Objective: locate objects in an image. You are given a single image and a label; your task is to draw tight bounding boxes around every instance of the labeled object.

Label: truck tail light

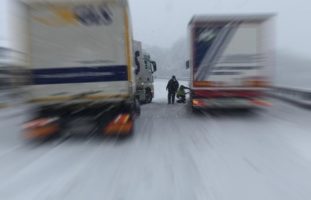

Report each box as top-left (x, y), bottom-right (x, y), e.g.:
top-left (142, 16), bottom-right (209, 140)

top-left (113, 114), bottom-right (130, 124)
top-left (104, 114), bottom-right (133, 135)
top-left (23, 118), bottom-right (59, 129)
top-left (192, 99), bottom-right (205, 107)
top-left (23, 118), bottom-right (59, 139)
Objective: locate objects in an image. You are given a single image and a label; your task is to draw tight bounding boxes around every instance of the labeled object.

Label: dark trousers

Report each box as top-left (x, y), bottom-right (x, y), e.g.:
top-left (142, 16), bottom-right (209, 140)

top-left (168, 92), bottom-right (176, 104)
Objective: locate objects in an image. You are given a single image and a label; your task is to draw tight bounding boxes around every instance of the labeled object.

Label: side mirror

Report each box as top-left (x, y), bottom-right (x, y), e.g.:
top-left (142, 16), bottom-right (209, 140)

top-left (186, 60), bottom-right (190, 69)
top-left (151, 61), bottom-right (157, 73)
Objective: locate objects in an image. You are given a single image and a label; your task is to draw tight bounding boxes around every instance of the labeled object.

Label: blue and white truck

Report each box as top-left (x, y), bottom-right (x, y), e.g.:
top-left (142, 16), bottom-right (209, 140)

top-left (22, 0), bottom-right (139, 139)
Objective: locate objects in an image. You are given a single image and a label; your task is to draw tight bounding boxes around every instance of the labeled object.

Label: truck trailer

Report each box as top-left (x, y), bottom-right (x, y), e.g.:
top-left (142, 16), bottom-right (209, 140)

top-left (133, 40), bottom-right (157, 103)
top-left (188, 14), bottom-right (275, 110)
top-left (0, 0), bottom-right (29, 107)
top-left (22, 0), bottom-right (139, 139)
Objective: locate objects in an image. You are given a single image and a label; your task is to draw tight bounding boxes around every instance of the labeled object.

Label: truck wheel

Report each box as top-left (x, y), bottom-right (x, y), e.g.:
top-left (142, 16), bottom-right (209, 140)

top-left (145, 90), bottom-right (153, 103)
top-left (134, 98), bottom-right (141, 117)
top-left (191, 106), bottom-right (201, 114)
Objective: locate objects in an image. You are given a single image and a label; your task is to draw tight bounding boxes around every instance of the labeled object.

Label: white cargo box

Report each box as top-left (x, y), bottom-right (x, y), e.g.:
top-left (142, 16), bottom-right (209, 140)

top-left (24, 0), bottom-right (134, 104)
top-left (189, 14), bottom-right (275, 89)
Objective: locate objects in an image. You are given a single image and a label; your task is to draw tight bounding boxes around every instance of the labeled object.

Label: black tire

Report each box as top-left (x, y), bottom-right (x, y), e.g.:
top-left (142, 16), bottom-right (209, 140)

top-left (145, 90), bottom-right (153, 104)
top-left (192, 106), bottom-right (199, 113)
top-left (134, 98), bottom-right (141, 117)
top-left (191, 105), bottom-right (204, 115)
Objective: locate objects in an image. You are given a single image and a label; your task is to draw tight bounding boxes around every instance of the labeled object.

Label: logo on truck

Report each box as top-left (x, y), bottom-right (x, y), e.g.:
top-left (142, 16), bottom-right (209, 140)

top-left (33, 4), bottom-right (113, 26)
top-left (74, 4), bottom-right (113, 26)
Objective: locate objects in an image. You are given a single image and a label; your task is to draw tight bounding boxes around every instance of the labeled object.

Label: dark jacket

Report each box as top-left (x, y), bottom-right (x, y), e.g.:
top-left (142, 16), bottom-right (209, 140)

top-left (166, 78), bottom-right (179, 93)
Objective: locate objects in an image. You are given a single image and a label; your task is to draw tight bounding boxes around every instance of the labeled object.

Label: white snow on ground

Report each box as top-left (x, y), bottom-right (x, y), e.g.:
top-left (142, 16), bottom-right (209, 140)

top-left (0, 79), bottom-right (311, 200)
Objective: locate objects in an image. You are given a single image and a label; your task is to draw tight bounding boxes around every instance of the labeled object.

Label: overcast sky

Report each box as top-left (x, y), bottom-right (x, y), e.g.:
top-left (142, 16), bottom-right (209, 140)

top-left (130, 0), bottom-right (311, 57)
top-left (1, 0), bottom-right (310, 58)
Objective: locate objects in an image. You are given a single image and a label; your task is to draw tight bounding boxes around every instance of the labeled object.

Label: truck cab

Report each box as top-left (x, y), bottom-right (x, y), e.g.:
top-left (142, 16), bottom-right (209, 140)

top-left (133, 41), bottom-right (157, 103)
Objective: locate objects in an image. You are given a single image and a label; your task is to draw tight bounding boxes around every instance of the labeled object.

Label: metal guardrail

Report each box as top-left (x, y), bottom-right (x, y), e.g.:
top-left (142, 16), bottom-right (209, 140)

top-left (271, 86), bottom-right (311, 106)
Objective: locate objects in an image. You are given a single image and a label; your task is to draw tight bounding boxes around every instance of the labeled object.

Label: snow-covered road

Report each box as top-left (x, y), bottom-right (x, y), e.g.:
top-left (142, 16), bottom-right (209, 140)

top-left (1, 79), bottom-right (311, 200)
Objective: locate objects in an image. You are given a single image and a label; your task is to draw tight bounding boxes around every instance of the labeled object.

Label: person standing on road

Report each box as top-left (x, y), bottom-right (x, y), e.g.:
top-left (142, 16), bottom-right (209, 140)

top-left (166, 75), bottom-right (179, 104)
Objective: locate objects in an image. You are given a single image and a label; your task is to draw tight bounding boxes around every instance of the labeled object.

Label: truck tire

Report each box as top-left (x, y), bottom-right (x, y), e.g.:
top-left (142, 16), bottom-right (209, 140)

top-left (145, 89), bottom-right (153, 104)
top-left (134, 98), bottom-right (141, 116)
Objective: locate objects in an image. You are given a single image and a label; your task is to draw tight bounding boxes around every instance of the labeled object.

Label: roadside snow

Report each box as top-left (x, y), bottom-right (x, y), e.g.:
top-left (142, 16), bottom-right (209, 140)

top-left (0, 79), bottom-right (311, 200)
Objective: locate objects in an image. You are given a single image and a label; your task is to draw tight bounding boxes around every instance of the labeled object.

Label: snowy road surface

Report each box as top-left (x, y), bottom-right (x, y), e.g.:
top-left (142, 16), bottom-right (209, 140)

top-left (1, 79), bottom-right (311, 200)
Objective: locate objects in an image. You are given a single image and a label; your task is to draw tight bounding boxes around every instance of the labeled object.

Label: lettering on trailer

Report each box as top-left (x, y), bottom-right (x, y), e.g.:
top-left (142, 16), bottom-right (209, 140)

top-left (74, 4), bottom-right (113, 26)
top-left (33, 4), bottom-right (113, 26)
top-left (31, 65), bottom-right (128, 85)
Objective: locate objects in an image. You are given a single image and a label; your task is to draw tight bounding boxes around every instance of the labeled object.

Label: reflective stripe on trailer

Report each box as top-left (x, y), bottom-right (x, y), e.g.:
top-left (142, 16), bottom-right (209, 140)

top-left (192, 90), bottom-right (264, 98)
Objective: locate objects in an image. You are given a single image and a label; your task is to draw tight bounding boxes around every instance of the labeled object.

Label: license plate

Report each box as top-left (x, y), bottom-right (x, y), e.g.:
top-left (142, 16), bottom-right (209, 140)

top-left (66, 117), bottom-right (97, 135)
